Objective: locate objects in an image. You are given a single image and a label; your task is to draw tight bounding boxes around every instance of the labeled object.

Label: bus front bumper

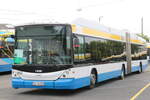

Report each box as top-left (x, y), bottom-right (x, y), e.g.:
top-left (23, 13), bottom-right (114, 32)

top-left (12, 77), bottom-right (90, 89)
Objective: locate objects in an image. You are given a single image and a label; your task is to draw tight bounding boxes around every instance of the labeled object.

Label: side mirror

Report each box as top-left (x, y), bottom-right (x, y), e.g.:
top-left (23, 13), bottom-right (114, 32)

top-left (73, 38), bottom-right (80, 48)
top-left (10, 35), bottom-right (15, 39)
top-left (73, 38), bottom-right (79, 45)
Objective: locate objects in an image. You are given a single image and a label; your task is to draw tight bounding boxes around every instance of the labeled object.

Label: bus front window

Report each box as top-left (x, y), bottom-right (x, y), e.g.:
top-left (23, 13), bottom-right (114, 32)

top-left (14, 25), bottom-right (72, 65)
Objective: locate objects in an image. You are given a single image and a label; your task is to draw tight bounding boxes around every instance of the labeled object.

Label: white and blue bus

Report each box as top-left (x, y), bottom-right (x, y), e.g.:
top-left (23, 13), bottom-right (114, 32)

top-left (0, 32), bottom-right (14, 72)
top-left (12, 19), bottom-right (148, 89)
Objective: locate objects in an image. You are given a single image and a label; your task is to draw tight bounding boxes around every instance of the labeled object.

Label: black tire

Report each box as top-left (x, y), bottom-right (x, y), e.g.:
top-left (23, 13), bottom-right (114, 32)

top-left (138, 62), bottom-right (143, 73)
top-left (120, 67), bottom-right (125, 80)
top-left (89, 70), bottom-right (97, 89)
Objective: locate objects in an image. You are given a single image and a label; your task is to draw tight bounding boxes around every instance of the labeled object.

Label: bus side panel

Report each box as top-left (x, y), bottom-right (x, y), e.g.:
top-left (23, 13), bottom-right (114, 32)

top-left (131, 59), bottom-right (148, 72)
top-left (0, 58), bottom-right (13, 72)
top-left (72, 62), bottom-right (124, 88)
top-left (94, 62), bottom-right (124, 82)
top-left (142, 60), bottom-right (148, 70)
top-left (0, 64), bottom-right (12, 72)
top-left (71, 67), bottom-right (91, 88)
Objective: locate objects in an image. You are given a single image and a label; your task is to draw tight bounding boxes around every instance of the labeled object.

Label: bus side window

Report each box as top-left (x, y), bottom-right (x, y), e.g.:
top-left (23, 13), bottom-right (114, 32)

top-left (73, 35), bottom-right (85, 63)
top-left (131, 44), bottom-right (147, 60)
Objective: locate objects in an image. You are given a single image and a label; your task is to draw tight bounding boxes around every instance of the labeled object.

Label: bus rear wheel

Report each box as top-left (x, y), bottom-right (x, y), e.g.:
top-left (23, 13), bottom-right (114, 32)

top-left (138, 62), bottom-right (143, 73)
top-left (89, 70), bottom-right (97, 89)
top-left (120, 67), bottom-right (125, 80)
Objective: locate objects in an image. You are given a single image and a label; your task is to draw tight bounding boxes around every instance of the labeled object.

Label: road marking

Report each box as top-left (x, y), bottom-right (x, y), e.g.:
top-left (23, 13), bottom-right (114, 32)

top-left (130, 83), bottom-right (150, 100)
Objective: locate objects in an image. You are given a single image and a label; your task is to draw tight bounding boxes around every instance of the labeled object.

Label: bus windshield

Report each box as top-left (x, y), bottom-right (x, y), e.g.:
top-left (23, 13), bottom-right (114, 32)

top-left (14, 25), bottom-right (72, 65)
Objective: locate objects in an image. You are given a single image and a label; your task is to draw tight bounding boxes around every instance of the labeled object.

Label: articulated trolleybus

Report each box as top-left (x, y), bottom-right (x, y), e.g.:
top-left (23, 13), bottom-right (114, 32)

top-left (12, 18), bottom-right (147, 89)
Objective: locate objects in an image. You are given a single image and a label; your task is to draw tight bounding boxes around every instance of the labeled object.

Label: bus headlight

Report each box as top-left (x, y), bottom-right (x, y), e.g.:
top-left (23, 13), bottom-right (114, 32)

top-left (59, 70), bottom-right (74, 78)
top-left (12, 70), bottom-right (22, 78)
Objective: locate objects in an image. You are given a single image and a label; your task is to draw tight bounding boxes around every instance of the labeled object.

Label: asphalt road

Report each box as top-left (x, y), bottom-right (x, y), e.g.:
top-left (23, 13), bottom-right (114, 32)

top-left (1, 67), bottom-right (150, 100)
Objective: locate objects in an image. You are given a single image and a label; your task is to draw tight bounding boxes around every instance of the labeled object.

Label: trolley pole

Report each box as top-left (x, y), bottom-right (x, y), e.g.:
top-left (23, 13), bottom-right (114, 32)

top-left (126, 32), bottom-right (132, 74)
top-left (99, 16), bottom-right (103, 23)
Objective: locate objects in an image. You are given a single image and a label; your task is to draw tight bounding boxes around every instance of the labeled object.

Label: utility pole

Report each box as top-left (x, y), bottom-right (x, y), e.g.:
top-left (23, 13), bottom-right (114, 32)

top-left (126, 32), bottom-right (131, 74)
top-left (141, 17), bottom-right (143, 35)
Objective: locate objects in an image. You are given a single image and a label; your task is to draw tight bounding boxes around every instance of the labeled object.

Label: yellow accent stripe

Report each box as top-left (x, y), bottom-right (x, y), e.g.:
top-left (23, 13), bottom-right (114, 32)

top-left (131, 39), bottom-right (144, 44)
top-left (147, 46), bottom-right (150, 48)
top-left (82, 27), bottom-right (122, 40)
top-left (71, 25), bottom-right (144, 44)
top-left (18, 39), bottom-right (32, 42)
top-left (130, 83), bottom-right (150, 100)
top-left (0, 32), bottom-right (14, 37)
top-left (71, 25), bottom-right (76, 33)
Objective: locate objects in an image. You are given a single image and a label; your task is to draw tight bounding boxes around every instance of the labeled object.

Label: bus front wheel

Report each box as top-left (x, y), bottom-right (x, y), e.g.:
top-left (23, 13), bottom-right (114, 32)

top-left (89, 70), bottom-right (97, 89)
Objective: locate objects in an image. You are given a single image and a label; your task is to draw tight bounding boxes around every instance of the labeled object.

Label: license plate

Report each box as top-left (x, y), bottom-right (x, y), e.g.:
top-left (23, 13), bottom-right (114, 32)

top-left (32, 82), bottom-right (44, 86)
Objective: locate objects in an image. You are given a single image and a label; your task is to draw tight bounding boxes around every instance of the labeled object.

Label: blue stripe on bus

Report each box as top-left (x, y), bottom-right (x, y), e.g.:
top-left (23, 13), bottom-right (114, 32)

top-left (142, 64), bottom-right (148, 70)
top-left (0, 58), bottom-right (13, 72)
top-left (0, 64), bottom-right (12, 72)
top-left (132, 66), bottom-right (139, 72)
top-left (12, 77), bottom-right (90, 89)
top-left (98, 64), bottom-right (148, 82)
top-left (131, 64), bottom-right (148, 72)
top-left (12, 64), bottom-right (148, 89)
top-left (54, 77), bottom-right (90, 89)
top-left (98, 70), bottom-right (121, 82)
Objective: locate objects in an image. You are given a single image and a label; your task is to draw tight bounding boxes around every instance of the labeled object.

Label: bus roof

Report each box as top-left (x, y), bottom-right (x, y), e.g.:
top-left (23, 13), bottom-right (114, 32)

top-left (71, 18), bottom-right (146, 45)
top-left (14, 18), bottom-right (146, 45)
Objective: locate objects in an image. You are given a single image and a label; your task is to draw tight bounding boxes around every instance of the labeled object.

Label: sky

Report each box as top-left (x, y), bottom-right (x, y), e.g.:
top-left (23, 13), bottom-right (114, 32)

top-left (0, 0), bottom-right (149, 36)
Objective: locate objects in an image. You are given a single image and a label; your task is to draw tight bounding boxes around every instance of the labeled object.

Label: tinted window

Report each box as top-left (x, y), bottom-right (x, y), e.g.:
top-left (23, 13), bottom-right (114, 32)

top-left (131, 44), bottom-right (147, 60)
top-left (85, 37), bottom-right (125, 63)
top-left (16, 25), bottom-right (65, 36)
top-left (73, 35), bottom-right (85, 62)
top-left (73, 35), bottom-right (126, 64)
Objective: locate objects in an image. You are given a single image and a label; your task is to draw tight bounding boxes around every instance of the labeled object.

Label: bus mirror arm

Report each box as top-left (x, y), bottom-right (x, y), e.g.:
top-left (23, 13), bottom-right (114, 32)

top-left (73, 35), bottom-right (79, 45)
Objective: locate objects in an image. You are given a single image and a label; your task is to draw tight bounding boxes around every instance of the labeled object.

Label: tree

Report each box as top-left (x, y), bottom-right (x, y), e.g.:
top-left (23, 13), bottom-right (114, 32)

top-left (137, 33), bottom-right (150, 42)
